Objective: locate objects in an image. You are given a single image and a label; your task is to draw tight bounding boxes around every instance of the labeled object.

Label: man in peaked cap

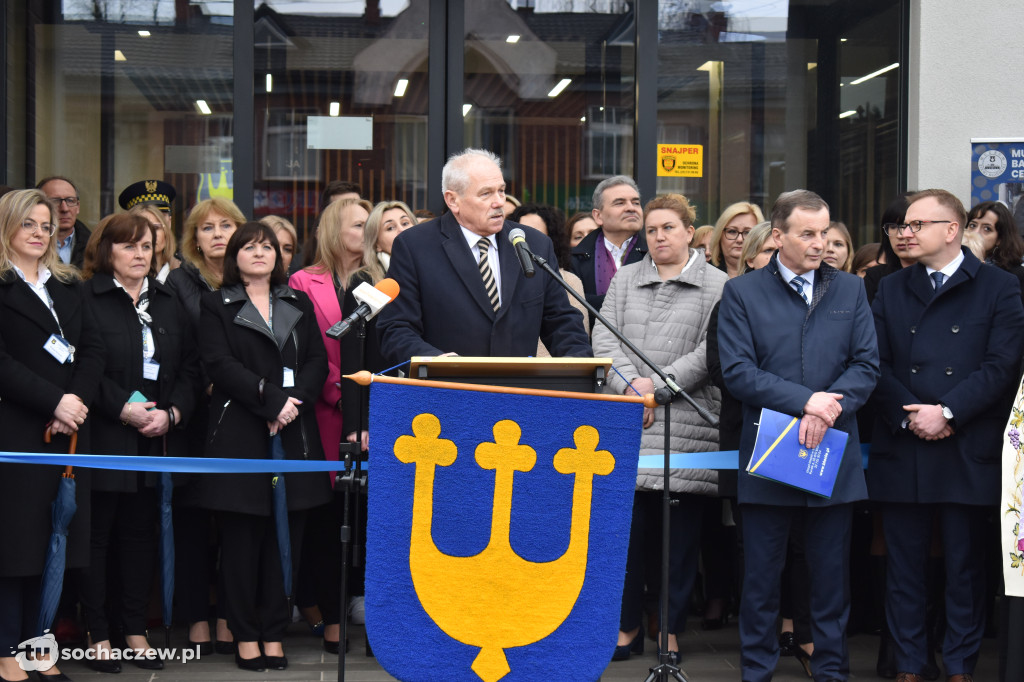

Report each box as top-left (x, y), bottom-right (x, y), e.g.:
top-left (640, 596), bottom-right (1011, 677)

top-left (118, 179), bottom-right (177, 213)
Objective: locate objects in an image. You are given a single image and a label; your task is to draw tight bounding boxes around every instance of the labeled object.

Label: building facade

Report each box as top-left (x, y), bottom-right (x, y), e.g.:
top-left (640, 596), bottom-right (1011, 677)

top-left (3, 0), bottom-right (991, 249)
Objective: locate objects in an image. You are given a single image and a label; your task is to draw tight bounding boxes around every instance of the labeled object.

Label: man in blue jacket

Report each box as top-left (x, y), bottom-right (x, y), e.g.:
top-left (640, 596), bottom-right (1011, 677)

top-left (869, 189), bottom-right (1024, 682)
top-left (718, 189), bottom-right (879, 682)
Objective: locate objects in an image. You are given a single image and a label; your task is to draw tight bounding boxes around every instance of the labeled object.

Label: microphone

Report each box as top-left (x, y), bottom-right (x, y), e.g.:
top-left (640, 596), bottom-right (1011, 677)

top-left (507, 227), bottom-right (535, 278)
top-left (326, 278), bottom-right (400, 339)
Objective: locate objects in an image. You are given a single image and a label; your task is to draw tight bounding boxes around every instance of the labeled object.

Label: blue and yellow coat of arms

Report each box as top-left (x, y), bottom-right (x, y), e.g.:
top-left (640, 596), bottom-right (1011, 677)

top-left (365, 381), bottom-right (643, 682)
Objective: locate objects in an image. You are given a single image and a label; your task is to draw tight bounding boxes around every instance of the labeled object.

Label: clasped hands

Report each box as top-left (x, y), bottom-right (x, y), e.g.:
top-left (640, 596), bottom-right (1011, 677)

top-left (903, 403), bottom-right (953, 440)
top-left (625, 377), bottom-right (656, 428)
top-left (799, 392), bottom-right (844, 449)
top-left (268, 396), bottom-right (303, 436)
top-left (51, 393), bottom-right (88, 435)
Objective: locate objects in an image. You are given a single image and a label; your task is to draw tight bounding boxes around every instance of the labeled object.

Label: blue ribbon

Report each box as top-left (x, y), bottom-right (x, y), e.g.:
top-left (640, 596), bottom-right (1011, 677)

top-left (0, 445), bottom-right (871, 473)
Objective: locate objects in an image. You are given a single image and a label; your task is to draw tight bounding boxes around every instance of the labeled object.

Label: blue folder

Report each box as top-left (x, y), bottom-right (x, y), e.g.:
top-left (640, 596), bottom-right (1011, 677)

top-left (746, 408), bottom-right (847, 498)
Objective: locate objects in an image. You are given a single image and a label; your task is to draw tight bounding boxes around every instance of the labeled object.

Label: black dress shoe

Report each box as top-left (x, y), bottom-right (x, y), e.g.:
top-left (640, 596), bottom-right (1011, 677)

top-left (234, 652), bottom-right (266, 672)
top-left (323, 637), bottom-right (349, 655)
top-left (264, 655), bottom-right (288, 670)
top-left (131, 652), bottom-right (164, 671)
top-left (35, 672), bottom-right (72, 681)
top-left (611, 631), bottom-right (644, 661)
top-left (187, 640), bottom-right (214, 657)
top-left (215, 640), bottom-right (235, 655)
top-left (85, 658), bottom-right (121, 674)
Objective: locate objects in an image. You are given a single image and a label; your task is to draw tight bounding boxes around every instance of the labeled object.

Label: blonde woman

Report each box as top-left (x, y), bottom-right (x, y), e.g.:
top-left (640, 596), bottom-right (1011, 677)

top-left (288, 198), bottom-right (385, 654)
top-left (128, 203), bottom-right (179, 282)
top-left (164, 196), bottom-right (245, 656)
top-left (259, 215), bottom-right (298, 271)
top-left (823, 221), bottom-right (854, 273)
top-left (738, 222), bottom-right (775, 273)
top-left (0, 190), bottom-right (104, 682)
top-left (708, 202), bottom-right (765, 278)
top-left (364, 200), bottom-right (416, 275)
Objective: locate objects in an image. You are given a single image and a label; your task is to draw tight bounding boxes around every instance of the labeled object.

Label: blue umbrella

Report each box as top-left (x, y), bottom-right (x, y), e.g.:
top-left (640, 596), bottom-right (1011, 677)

top-left (269, 434), bottom-right (291, 597)
top-left (37, 430), bottom-right (77, 636)
top-left (157, 465), bottom-right (174, 647)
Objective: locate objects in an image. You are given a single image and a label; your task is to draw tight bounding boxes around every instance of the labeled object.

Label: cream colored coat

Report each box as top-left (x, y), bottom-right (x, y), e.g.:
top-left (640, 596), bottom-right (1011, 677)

top-left (592, 250), bottom-right (726, 495)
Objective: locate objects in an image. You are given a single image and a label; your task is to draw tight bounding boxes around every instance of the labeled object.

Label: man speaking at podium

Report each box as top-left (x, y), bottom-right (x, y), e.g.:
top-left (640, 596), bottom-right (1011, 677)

top-left (377, 149), bottom-right (592, 363)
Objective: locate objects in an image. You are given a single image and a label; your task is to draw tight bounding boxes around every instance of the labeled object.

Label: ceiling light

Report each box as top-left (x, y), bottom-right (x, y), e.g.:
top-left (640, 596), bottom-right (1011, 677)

top-left (394, 79), bottom-right (409, 97)
top-left (329, 102), bottom-right (340, 117)
top-left (839, 110), bottom-right (856, 119)
top-left (137, 30), bottom-right (151, 37)
top-left (265, 74), bottom-right (273, 93)
top-left (114, 50), bottom-right (126, 61)
top-left (196, 100), bottom-right (212, 115)
top-left (506, 35), bottom-right (520, 43)
top-left (547, 78), bottom-right (571, 98)
top-left (463, 104), bottom-right (472, 116)
top-left (850, 62), bottom-right (899, 85)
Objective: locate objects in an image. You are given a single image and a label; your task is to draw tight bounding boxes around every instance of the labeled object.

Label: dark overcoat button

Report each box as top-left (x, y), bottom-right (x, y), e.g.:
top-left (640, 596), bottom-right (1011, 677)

top-left (910, 326), bottom-right (917, 334)
top-left (911, 366), bottom-right (919, 374)
top-left (945, 367), bottom-right (953, 375)
top-left (951, 325), bottom-right (960, 333)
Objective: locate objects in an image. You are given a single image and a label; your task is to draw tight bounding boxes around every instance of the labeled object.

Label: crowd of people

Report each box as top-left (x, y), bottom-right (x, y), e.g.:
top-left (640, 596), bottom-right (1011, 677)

top-left (0, 148), bottom-right (1021, 682)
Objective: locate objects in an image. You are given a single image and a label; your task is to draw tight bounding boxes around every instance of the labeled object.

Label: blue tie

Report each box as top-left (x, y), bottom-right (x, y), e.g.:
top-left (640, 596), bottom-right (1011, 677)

top-left (931, 271), bottom-right (945, 290)
top-left (790, 276), bottom-right (809, 306)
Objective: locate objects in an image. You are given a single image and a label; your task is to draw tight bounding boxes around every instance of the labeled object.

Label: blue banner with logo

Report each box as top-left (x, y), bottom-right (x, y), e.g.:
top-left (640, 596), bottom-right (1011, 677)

top-left (364, 380), bottom-right (642, 682)
top-left (971, 139), bottom-right (1024, 227)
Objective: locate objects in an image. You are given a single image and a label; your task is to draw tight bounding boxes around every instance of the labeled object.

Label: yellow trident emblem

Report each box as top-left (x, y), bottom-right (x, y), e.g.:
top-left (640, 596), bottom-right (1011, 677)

top-left (394, 414), bottom-right (615, 682)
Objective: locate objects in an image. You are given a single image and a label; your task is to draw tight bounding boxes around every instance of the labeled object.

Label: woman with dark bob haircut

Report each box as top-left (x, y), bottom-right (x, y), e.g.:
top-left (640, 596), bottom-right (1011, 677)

top-left (197, 222), bottom-right (331, 672)
top-left (966, 201), bottom-right (1024, 299)
top-left (79, 213), bottom-right (200, 672)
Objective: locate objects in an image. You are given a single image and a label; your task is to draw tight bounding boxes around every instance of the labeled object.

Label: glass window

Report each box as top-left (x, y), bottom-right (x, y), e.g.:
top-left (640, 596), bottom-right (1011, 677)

top-left (464, 0), bottom-right (636, 213)
top-left (655, 1), bottom-right (902, 247)
top-left (253, 0), bottom-right (429, 241)
top-left (25, 0), bottom-right (234, 230)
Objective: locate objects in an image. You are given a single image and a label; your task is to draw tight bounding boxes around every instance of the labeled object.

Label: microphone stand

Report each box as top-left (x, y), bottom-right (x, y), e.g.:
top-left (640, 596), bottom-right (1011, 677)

top-left (337, 318), bottom-right (369, 682)
top-left (522, 245), bottom-right (717, 682)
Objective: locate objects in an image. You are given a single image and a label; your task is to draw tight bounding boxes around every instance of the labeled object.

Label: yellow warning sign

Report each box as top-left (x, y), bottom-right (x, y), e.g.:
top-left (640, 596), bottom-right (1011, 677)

top-left (657, 144), bottom-right (703, 178)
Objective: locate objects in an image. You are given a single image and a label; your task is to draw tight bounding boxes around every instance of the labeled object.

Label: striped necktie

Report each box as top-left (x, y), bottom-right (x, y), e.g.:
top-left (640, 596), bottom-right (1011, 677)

top-left (790, 275), bottom-right (809, 305)
top-left (477, 238), bottom-right (500, 312)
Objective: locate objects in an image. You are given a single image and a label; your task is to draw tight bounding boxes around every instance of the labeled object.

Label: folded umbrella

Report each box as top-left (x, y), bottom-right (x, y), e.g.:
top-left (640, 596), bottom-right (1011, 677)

top-left (158, 436), bottom-right (174, 647)
top-left (37, 429), bottom-right (77, 637)
top-left (269, 433), bottom-right (292, 598)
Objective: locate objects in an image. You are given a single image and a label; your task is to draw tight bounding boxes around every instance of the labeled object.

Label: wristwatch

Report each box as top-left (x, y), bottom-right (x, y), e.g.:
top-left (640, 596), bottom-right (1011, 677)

top-left (939, 403), bottom-right (955, 427)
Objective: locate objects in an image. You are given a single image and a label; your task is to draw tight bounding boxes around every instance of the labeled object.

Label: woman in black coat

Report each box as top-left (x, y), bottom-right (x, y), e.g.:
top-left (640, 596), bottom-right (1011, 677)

top-left (77, 213), bottom-right (200, 672)
top-left (0, 189), bottom-right (104, 682)
top-left (198, 222), bottom-right (331, 672)
top-left (165, 197), bottom-right (245, 653)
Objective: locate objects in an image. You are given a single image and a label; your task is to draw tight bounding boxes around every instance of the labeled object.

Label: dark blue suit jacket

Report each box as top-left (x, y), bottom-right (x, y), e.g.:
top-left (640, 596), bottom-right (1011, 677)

top-left (377, 211), bottom-right (592, 364)
top-left (868, 248), bottom-right (1024, 504)
top-left (717, 255), bottom-right (880, 506)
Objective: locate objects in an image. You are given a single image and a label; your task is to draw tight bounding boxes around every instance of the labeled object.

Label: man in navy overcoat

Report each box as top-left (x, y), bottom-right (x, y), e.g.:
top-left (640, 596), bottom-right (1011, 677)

top-left (718, 189), bottom-right (879, 682)
top-left (377, 148), bottom-right (591, 363)
top-left (869, 189), bottom-right (1024, 682)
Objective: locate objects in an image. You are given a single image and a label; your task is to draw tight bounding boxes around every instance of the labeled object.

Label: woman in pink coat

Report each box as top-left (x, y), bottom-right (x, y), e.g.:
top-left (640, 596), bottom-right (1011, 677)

top-left (288, 198), bottom-right (387, 653)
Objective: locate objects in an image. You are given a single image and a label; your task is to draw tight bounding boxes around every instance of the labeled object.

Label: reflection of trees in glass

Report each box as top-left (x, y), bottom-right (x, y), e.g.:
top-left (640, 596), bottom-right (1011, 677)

top-left (62, 0), bottom-right (202, 22)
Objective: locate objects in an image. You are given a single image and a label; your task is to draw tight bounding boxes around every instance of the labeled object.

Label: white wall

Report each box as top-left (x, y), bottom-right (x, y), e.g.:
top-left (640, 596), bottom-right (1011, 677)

top-left (908, 1), bottom-right (1024, 204)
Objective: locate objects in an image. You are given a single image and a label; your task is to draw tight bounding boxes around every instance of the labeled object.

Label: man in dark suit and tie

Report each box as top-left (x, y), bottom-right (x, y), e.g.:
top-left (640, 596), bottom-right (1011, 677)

top-left (869, 189), bottom-right (1024, 682)
top-left (377, 148), bottom-right (591, 362)
top-left (717, 189), bottom-right (879, 682)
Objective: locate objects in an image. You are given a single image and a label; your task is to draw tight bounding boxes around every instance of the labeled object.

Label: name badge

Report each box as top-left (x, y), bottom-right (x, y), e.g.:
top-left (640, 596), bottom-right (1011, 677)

top-left (282, 367), bottom-right (295, 388)
top-left (44, 334), bottom-right (72, 364)
top-left (143, 360), bottom-right (160, 381)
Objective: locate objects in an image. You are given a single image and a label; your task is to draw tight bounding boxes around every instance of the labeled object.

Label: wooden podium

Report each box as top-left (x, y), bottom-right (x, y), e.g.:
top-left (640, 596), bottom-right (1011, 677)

top-left (408, 356), bottom-right (613, 394)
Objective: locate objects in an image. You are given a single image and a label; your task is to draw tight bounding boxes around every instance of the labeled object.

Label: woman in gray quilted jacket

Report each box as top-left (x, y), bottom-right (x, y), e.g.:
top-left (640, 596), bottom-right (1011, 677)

top-left (593, 192), bottom-right (728, 664)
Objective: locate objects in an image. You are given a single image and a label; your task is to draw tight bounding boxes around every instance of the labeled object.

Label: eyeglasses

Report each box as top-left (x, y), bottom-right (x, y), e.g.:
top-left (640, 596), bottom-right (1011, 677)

top-left (21, 220), bottom-right (56, 236)
top-left (723, 228), bottom-right (752, 241)
top-left (881, 220), bottom-right (951, 235)
top-left (49, 196), bottom-right (80, 207)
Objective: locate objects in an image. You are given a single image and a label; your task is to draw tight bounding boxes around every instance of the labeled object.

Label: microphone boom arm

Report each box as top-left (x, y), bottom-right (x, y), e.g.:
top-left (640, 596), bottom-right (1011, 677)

top-left (522, 244), bottom-right (718, 427)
